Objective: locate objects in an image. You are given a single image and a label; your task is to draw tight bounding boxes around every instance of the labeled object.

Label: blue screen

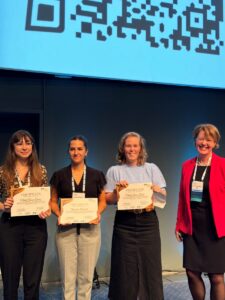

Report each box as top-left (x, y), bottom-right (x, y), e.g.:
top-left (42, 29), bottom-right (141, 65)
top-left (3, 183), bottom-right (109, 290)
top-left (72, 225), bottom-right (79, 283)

top-left (0, 0), bottom-right (224, 89)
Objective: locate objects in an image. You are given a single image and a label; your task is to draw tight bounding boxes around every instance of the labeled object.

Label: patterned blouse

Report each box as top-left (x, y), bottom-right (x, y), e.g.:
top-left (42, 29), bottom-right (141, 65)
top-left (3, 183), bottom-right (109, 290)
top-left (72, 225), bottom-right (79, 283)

top-left (0, 165), bottom-right (48, 200)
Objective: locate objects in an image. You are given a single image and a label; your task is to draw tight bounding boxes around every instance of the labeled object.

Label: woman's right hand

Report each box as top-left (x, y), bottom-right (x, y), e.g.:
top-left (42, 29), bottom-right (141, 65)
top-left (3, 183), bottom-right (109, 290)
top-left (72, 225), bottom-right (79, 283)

top-left (115, 180), bottom-right (128, 201)
top-left (106, 180), bottom-right (129, 205)
top-left (175, 230), bottom-right (183, 242)
top-left (58, 216), bottom-right (70, 226)
top-left (58, 216), bottom-right (62, 225)
top-left (3, 197), bottom-right (14, 212)
top-left (116, 180), bottom-right (128, 191)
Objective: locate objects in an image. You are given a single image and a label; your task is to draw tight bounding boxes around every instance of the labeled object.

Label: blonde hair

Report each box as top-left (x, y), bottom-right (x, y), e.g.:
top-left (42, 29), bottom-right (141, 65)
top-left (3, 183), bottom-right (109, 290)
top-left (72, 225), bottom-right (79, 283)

top-left (193, 123), bottom-right (221, 149)
top-left (117, 132), bottom-right (148, 165)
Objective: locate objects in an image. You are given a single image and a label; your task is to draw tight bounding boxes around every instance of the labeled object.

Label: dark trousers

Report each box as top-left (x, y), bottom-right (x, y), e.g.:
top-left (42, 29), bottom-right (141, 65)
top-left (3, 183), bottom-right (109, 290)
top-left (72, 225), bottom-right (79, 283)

top-left (0, 213), bottom-right (47, 300)
top-left (109, 210), bottom-right (164, 300)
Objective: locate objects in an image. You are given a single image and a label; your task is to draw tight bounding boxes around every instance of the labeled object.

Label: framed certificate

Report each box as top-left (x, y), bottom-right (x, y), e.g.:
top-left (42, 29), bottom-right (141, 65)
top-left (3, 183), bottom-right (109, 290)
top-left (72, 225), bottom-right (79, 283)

top-left (11, 186), bottom-right (50, 217)
top-left (60, 198), bottom-right (98, 224)
top-left (118, 182), bottom-right (153, 210)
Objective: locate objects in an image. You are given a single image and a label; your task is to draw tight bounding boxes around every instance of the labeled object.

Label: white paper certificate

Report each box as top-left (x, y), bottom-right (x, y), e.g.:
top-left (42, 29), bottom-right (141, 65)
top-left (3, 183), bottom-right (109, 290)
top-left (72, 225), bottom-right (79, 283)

top-left (153, 192), bottom-right (166, 209)
top-left (60, 198), bottom-right (98, 224)
top-left (118, 183), bottom-right (153, 210)
top-left (11, 187), bottom-right (50, 217)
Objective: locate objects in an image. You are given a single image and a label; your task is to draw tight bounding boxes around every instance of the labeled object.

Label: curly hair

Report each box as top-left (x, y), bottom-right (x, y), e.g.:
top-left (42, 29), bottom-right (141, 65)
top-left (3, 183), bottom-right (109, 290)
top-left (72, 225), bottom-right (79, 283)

top-left (116, 132), bottom-right (148, 165)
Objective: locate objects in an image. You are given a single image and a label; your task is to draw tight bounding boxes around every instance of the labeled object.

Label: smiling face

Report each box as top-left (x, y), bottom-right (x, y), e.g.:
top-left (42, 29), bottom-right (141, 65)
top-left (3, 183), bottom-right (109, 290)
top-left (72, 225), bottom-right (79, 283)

top-left (14, 136), bottom-right (33, 160)
top-left (195, 130), bottom-right (216, 159)
top-left (69, 139), bottom-right (88, 166)
top-left (124, 136), bottom-right (141, 166)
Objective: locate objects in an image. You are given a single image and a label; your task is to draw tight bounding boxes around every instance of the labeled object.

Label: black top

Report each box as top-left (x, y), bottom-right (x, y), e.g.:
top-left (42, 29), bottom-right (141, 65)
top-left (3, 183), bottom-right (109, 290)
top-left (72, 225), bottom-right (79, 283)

top-left (191, 166), bottom-right (211, 208)
top-left (50, 165), bottom-right (106, 199)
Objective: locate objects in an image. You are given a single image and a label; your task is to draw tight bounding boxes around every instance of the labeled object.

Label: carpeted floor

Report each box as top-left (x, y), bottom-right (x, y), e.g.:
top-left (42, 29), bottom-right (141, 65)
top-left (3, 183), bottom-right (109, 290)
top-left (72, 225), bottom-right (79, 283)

top-left (0, 273), bottom-right (212, 299)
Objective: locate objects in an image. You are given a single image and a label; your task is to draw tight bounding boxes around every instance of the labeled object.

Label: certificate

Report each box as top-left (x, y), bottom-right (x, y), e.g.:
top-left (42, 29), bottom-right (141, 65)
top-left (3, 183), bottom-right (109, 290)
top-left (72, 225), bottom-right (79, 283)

top-left (11, 186), bottom-right (50, 217)
top-left (118, 183), bottom-right (153, 210)
top-left (60, 198), bottom-right (98, 224)
top-left (152, 192), bottom-right (166, 209)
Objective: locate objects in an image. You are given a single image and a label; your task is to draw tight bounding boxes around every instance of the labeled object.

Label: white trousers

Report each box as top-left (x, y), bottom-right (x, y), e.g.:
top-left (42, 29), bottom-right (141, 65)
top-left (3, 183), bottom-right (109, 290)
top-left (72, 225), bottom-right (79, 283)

top-left (56, 224), bottom-right (101, 300)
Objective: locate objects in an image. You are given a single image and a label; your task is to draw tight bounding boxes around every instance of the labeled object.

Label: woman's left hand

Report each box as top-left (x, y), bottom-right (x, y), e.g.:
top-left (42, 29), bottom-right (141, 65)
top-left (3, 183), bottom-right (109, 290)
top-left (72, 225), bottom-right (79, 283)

top-left (38, 208), bottom-right (51, 219)
top-left (89, 211), bottom-right (101, 224)
top-left (151, 184), bottom-right (161, 193)
top-left (175, 230), bottom-right (183, 242)
top-left (3, 197), bottom-right (14, 212)
top-left (145, 203), bottom-right (154, 212)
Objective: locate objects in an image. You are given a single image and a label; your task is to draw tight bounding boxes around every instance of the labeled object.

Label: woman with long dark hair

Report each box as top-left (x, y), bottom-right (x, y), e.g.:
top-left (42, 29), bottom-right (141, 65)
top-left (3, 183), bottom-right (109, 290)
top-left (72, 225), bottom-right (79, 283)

top-left (0, 129), bottom-right (50, 300)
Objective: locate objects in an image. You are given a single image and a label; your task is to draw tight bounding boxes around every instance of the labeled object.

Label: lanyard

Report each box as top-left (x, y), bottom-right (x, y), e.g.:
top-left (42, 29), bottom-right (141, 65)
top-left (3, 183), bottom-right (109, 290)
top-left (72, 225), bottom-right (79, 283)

top-left (71, 165), bottom-right (86, 193)
top-left (15, 169), bottom-right (31, 187)
top-left (193, 156), bottom-right (211, 182)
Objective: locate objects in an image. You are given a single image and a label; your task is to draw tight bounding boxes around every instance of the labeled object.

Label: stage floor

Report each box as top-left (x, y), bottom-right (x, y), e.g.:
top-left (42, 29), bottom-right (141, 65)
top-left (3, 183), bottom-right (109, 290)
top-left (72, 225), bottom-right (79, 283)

top-left (0, 272), bottom-right (212, 299)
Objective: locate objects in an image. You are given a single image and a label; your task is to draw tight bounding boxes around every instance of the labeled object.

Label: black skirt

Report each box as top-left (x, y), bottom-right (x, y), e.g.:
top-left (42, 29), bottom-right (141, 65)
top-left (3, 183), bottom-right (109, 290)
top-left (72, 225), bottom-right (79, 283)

top-left (109, 210), bottom-right (163, 300)
top-left (183, 202), bottom-right (225, 273)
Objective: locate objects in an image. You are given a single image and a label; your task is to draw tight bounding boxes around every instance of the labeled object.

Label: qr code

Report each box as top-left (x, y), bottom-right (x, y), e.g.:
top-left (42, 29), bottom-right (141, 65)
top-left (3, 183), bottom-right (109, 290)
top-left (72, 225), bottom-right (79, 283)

top-left (26, 0), bottom-right (224, 55)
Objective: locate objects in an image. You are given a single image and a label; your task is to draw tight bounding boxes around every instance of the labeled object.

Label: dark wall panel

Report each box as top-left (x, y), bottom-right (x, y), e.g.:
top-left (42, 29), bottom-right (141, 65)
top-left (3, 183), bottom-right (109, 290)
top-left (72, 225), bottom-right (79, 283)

top-left (0, 69), bottom-right (225, 281)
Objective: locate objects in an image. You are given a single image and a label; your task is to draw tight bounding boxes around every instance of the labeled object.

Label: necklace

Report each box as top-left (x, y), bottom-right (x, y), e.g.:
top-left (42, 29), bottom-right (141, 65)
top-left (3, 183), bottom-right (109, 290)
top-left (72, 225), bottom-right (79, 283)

top-left (193, 156), bottom-right (211, 182)
top-left (197, 157), bottom-right (211, 166)
top-left (71, 165), bottom-right (86, 191)
top-left (197, 160), bottom-right (209, 166)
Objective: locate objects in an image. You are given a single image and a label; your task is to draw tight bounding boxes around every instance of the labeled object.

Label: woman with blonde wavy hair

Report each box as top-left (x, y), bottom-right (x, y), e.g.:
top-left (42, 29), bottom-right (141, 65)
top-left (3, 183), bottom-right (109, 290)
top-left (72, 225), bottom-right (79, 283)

top-left (105, 132), bottom-right (166, 300)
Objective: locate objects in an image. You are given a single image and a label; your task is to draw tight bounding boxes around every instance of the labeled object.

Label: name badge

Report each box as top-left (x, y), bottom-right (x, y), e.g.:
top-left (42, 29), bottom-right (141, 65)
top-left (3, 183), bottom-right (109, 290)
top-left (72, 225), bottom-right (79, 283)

top-left (191, 180), bottom-right (203, 202)
top-left (72, 192), bottom-right (85, 199)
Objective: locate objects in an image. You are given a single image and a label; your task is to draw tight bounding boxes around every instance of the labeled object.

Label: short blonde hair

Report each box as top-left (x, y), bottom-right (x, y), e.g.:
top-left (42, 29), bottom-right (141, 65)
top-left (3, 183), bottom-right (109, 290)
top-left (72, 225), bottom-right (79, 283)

top-left (193, 123), bottom-right (221, 149)
top-left (117, 132), bottom-right (148, 165)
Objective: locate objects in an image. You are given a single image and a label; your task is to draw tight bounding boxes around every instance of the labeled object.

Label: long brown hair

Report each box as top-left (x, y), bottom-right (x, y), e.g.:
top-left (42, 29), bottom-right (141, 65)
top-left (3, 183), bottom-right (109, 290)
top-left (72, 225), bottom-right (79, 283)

top-left (2, 130), bottom-right (43, 188)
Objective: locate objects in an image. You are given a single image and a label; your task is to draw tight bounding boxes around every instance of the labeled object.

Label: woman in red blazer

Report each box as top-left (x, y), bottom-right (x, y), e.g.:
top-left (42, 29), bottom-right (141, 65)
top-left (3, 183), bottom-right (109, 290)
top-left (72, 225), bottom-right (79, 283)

top-left (176, 124), bottom-right (225, 300)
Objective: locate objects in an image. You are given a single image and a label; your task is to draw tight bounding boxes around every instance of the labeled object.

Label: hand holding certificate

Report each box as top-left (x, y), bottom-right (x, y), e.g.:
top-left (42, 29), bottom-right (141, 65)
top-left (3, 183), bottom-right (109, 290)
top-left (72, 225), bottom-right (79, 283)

top-left (60, 198), bottom-right (98, 224)
top-left (117, 182), bottom-right (166, 210)
top-left (118, 183), bottom-right (153, 210)
top-left (10, 186), bottom-right (50, 217)
top-left (152, 191), bottom-right (166, 208)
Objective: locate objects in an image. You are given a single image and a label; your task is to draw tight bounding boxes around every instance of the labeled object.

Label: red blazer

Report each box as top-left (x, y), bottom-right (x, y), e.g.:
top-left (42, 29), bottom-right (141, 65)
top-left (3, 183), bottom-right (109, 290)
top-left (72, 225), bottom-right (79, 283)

top-left (176, 153), bottom-right (225, 238)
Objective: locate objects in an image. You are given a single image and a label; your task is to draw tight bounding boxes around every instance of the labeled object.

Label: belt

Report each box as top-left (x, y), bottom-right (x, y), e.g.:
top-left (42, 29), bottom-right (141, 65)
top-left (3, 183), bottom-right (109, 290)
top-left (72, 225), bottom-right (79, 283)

top-left (127, 209), bottom-right (148, 214)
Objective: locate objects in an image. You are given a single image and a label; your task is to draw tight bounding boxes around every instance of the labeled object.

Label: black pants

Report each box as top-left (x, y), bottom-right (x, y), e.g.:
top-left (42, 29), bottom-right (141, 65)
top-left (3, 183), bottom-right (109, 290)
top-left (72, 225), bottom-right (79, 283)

top-left (0, 213), bottom-right (47, 300)
top-left (109, 210), bottom-right (163, 300)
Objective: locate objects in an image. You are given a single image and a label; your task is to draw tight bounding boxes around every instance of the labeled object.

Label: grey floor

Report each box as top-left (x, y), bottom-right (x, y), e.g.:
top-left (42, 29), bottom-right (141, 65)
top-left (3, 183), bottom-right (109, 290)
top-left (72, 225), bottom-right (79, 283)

top-left (0, 272), bottom-right (212, 299)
